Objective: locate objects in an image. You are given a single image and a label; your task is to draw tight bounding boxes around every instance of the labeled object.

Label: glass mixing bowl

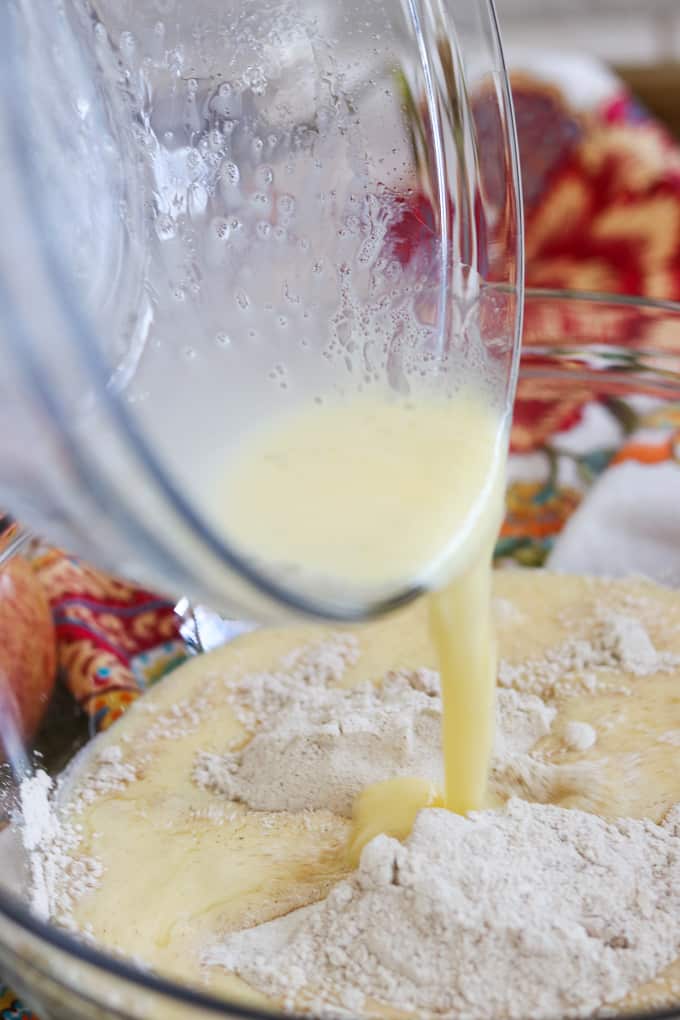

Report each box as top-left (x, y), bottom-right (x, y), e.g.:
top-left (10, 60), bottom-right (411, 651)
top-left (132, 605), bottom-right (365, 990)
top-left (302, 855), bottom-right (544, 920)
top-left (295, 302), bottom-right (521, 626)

top-left (0, 0), bottom-right (522, 623)
top-left (1, 287), bottom-right (680, 1019)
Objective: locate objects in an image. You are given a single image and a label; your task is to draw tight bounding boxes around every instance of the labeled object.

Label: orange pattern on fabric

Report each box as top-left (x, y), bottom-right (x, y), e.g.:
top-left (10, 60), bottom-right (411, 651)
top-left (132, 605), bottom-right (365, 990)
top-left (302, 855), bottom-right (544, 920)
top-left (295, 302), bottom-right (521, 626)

top-left (511, 75), bottom-right (680, 458)
top-left (611, 440), bottom-right (675, 465)
top-left (511, 376), bottom-right (597, 454)
top-left (58, 639), bottom-right (140, 704)
top-left (31, 550), bottom-right (185, 728)
top-left (86, 689), bottom-right (140, 730)
top-left (502, 481), bottom-right (582, 541)
top-left (32, 551), bottom-right (145, 605)
top-left (641, 405), bottom-right (680, 429)
top-left (522, 90), bottom-right (680, 302)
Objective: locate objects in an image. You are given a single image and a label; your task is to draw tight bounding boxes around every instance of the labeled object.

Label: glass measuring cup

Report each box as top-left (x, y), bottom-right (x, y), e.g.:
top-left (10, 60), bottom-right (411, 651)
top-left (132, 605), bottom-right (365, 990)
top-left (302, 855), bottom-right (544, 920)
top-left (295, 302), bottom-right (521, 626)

top-left (0, 0), bottom-right (523, 622)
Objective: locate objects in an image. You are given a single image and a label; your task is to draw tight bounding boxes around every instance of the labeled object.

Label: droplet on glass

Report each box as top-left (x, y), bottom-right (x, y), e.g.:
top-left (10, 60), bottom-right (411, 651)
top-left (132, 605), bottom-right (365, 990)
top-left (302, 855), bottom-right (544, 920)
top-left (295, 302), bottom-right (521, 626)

top-left (221, 160), bottom-right (240, 186)
top-left (155, 213), bottom-right (176, 241)
top-left (256, 164), bottom-right (274, 188)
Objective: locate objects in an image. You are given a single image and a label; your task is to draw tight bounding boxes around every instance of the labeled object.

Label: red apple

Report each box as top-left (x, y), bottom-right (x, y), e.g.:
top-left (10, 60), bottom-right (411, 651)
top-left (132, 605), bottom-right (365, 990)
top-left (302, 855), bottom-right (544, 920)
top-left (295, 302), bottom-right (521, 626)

top-left (0, 556), bottom-right (57, 761)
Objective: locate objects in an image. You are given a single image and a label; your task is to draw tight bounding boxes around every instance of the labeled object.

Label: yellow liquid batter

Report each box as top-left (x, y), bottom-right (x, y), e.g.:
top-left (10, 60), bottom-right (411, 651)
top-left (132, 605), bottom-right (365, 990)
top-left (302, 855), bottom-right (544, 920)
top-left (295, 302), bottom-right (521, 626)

top-left (221, 392), bottom-right (505, 595)
top-left (221, 393), bottom-right (505, 841)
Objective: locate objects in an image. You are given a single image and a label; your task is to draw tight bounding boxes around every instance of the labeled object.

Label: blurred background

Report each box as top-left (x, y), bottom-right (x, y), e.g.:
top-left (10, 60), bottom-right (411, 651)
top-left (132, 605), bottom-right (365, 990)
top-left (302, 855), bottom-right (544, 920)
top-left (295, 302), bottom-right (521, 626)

top-left (497, 0), bottom-right (680, 134)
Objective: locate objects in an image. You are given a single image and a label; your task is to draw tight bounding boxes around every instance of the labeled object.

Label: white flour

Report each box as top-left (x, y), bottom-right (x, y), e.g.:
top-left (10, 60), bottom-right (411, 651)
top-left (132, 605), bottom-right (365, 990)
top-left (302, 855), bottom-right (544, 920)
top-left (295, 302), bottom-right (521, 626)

top-left (70, 745), bottom-right (140, 809)
top-left (224, 632), bottom-right (361, 732)
top-left (564, 720), bottom-right (597, 751)
top-left (193, 667), bottom-right (555, 815)
top-left (498, 609), bottom-right (680, 698)
top-left (141, 687), bottom-right (216, 743)
top-left (17, 739), bottom-right (145, 926)
top-left (207, 799), bottom-right (680, 1019)
top-left (19, 771), bottom-right (102, 928)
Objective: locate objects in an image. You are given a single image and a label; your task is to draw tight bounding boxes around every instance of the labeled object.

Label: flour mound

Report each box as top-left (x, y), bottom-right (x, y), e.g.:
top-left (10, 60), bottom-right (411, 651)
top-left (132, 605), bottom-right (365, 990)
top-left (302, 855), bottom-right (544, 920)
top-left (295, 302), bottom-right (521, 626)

top-left (19, 771), bottom-right (102, 927)
top-left (206, 800), bottom-right (680, 1019)
top-left (226, 633), bottom-right (361, 732)
top-left (195, 671), bottom-right (440, 816)
top-left (194, 662), bottom-right (555, 816)
top-left (499, 610), bottom-right (679, 698)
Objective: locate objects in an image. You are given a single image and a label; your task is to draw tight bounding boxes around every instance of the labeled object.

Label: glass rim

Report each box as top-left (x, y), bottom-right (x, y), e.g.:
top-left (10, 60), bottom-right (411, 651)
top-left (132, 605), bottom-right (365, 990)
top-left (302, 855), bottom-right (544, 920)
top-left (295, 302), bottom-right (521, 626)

top-left (1, 284), bottom-right (680, 1018)
top-left (524, 286), bottom-right (680, 312)
top-left (520, 287), bottom-right (680, 397)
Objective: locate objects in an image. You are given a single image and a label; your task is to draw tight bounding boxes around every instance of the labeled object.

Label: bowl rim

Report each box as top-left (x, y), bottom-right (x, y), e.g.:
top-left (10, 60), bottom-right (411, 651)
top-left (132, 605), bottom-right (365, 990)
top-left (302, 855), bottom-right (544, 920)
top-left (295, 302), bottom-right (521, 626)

top-left (2, 285), bottom-right (680, 1020)
top-left (524, 286), bottom-right (680, 311)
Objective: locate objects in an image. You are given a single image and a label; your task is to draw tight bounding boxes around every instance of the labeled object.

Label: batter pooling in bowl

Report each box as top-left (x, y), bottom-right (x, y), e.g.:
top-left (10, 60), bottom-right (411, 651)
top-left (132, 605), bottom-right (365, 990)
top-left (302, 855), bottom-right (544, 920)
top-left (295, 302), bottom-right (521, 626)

top-left (12, 572), bottom-right (680, 1018)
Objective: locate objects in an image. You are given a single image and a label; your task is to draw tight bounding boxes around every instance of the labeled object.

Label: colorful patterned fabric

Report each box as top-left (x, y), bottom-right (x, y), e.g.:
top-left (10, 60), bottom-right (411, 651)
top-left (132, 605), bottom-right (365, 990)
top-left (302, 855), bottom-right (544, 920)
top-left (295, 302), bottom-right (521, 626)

top-left (523, 87), bottom-right (680, 299)
top-left (0, 986), bottom-right (38, 1020)
top-left (31, 550), bottom-right (187, 731)
top-left (0, 517), bottom-right (21, 559)
top-left (3, 54), bottom-right (680, 1019)
top-left (500, 396), bottom-right (680, 574)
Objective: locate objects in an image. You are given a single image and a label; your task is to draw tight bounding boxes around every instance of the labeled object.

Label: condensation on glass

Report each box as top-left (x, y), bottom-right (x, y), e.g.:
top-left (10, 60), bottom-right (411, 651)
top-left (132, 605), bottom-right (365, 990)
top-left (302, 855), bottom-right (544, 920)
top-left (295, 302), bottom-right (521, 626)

top-left (0, 0), bottom-right (522, 621)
